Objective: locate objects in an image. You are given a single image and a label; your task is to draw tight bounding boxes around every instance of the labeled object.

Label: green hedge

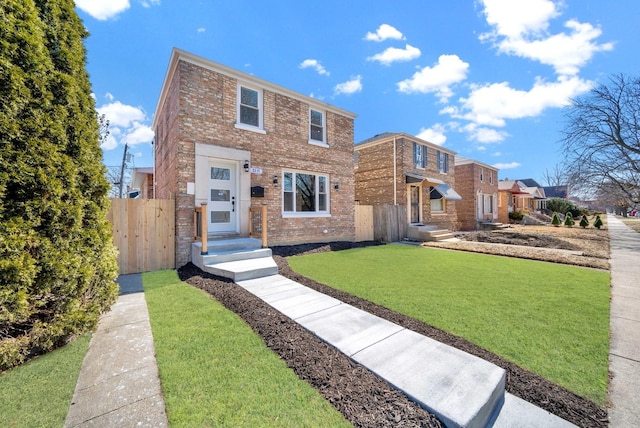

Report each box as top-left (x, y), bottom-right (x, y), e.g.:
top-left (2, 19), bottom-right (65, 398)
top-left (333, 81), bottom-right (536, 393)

top-left (0, 0), bottom-right (118, 370)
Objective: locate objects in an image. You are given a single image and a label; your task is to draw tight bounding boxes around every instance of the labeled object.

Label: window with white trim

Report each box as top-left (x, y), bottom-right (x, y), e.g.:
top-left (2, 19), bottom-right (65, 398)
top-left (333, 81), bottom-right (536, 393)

top-left (430, 187), bottom-right (445, 212)
top-left (483, 194), bottom-right (494, 214)
top-left (437, 151), bottom-right (449, 173)
top-left (413, 142), bottom-right (427, 168)
top-left (283, 171), bottom-right (329, 215)
top-left (479, 167), bottom-right (485, 183)
top-left (309, 109), bottom-right (326, 144)
top-left (237, 84), bottom-right (263, 130)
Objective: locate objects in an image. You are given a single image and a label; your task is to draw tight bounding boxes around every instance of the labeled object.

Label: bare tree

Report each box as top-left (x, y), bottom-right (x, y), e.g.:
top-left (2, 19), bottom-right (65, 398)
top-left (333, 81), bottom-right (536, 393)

top-left (560, 74), bottom-right (640, 207)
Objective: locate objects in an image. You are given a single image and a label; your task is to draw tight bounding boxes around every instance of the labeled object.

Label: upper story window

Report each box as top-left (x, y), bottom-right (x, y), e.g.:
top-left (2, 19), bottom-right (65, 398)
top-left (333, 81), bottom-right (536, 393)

top-left (309, 109), bottom-right (326, 145)
top-left (236, 84), bottom-right (264, 132)
top-left (437, 151), bottom-right (449, 173)
top-left (488, 170), bottom-right (494, 184)
top-left (283, 170), bottom-right (329, 216)
top-left (413, 142), bottom-right (427, 168)
top-left (479, 167), bottom-right (485, 183)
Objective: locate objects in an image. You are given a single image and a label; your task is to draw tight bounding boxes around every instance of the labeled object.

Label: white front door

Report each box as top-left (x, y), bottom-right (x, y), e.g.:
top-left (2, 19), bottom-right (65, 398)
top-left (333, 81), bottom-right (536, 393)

top-left (208, 160), bottom-right (238, 234)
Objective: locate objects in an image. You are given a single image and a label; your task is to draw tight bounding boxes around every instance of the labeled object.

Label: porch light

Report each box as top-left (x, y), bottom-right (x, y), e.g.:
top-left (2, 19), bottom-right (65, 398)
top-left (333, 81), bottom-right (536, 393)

top-left (273, 175), bottom-right (278, 186)
top-left (243, 160), bottom-right (250, 172)
top-left (333, 181), bottom-right (339, 190)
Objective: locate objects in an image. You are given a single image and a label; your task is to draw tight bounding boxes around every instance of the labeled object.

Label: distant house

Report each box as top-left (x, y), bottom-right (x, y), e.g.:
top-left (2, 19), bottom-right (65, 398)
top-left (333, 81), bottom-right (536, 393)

top-left (152, 48), bottom-right (357, 267)
top-left (128, 167), bottom-right (154, 199)
top-left (354, 132), bottom-right (460, 233)
top-left (454, 157), bottom-right (499, 230)
top-left (498, 179), bottom-right (547, 221)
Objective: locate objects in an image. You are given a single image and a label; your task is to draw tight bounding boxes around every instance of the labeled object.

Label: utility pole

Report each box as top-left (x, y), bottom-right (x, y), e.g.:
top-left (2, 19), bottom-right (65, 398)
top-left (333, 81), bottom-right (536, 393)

top-left (118, 143), bottom-right (129, 198)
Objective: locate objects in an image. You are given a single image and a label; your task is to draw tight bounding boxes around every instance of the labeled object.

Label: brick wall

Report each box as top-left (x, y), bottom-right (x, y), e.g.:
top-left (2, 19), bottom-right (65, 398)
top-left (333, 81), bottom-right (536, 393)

top-left (454, 163), bottom-right (499, 230)
top-left (155, 56), bottom-right (355, 267)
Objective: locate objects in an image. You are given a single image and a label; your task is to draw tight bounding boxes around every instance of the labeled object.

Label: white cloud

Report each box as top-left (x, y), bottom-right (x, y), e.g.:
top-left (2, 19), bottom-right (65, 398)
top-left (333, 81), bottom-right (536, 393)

top-left (124, 122), bottom-right (155, 145)
top-left (105, 92), bottom-right (115, 101)
top-left (367, 44), bottom-right (421, 66)
top-left (364, 24), bottom-right (405, 42)
top-left (97, 100), bottom-right (154, 149)
top-left (493, 162), bottom-right (521, 169)
top-left (497, 20), bottom-right (614, 76)
top-left (450, 76), bottom-right (592, 127)
top-left (416, 124), bottom-right (447, 146)
top-left (463, 124), bottom-right (508, 143)
top-left (397, 54), bottom-right (469, 102)
top-left (97, 101), bottom-right (146, 128)
top-left (197, 27), bottom-right (206, 33)
top-left (334, 76), bottom-right (362, 96)
top-left (75, 0), bottom-right (130, 20)
top-left (140, 0), bottom-right (160, 7)
top-left (299, 59), bottom-right (330, 76)
top-left (479, 0), bottom-right (612, 76)
top-left (480, 0), bottom-right (560, 39)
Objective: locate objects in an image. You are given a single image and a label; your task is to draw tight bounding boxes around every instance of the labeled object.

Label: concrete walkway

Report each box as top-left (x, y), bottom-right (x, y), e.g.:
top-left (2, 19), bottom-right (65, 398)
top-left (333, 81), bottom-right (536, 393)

top-left (64, 274), bottom-right (168, 427)
top-left (607, 215), bottom-right (640, 427)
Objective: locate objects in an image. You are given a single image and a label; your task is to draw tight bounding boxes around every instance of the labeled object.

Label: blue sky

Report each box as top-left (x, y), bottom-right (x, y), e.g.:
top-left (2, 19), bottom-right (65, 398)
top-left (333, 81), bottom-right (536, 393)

top-left (75, 0), bottom-right (639, 184)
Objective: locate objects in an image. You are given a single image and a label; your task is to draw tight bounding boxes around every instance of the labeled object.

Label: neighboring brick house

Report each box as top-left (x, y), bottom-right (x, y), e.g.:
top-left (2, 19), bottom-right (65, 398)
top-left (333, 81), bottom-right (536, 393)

top-left (153, 48), bottom-right (357, 267)
top-left (497, 180), bottom-right (525, 223)
top-left (454, 157), bottom-right (499, 230)
top-left (354, 132), bottom-right (460, 231)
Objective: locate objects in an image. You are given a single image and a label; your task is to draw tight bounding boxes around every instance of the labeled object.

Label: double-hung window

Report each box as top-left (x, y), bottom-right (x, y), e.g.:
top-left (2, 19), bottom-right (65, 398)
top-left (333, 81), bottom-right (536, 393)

top-left (283, 171), bottom-right (329, 215)
top-left (236, 84), bottom-right (264, 132)
top-left (309, 109), bottom-right (326, 145)
top-left (479, 167), bottom-right (485, 183)
top-left (413, 142), bottom-right (427, 168)
top-left (437, 151), bottom-right (449, 173)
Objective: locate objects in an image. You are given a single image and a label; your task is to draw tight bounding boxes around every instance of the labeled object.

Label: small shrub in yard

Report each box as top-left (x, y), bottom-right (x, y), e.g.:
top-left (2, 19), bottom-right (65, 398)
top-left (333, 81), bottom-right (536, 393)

top-left (564, 213), bottom-right (575, 227)
top-left (509, 211), bottom-right (524, 222)
top-left (551, 212), bottom-right (562, 227)
top-left (580, 215), bottom-right (590, 228)
top-left (594, 215), bottom-right (604, 229)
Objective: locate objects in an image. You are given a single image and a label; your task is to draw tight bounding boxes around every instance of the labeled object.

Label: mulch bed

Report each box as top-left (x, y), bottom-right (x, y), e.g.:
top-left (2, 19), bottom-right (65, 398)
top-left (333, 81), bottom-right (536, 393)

top-left (178, 241), bottom-right (608, 428)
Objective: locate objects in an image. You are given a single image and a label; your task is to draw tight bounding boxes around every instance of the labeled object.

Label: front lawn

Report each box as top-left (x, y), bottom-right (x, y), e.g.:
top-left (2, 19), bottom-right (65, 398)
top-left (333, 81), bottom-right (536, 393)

top-left (288, 244), bottom-right (610, 405)
top-left (143, 270), bottom-right (350, 427)
top-left (0, 334), bottom-right (91, 427)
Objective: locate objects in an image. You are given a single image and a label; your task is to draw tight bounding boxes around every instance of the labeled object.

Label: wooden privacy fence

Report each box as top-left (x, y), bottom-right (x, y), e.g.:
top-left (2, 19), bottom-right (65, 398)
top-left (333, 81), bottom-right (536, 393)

top-left (108, 199), bottom-right (175, 275)
top-left (373, 204), bottom-right (407, 242)
top-left (355, 205), bottom-right (374, 241)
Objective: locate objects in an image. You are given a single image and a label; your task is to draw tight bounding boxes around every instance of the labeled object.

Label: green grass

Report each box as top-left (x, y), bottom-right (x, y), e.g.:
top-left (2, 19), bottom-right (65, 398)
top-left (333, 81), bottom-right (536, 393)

top-left (0, 334), bottom-right (91, 427)
top-left (288, 244), bottom-right (610, 405)
top-left (143, 270), bottom-right (350, 427)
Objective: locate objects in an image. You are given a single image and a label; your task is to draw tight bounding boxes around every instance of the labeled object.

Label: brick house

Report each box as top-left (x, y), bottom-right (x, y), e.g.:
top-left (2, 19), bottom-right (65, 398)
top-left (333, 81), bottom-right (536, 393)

top-left (454, 157), bottom-right (499, 230)
top-left (354, 132), bottom-right (460, 232)
top-left (153, 48), bottom-right (357, 267)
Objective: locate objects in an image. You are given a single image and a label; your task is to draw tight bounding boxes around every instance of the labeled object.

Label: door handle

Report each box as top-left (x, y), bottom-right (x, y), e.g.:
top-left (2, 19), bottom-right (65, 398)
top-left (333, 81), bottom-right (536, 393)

top-left (231, 196), bottom-right (235, 212)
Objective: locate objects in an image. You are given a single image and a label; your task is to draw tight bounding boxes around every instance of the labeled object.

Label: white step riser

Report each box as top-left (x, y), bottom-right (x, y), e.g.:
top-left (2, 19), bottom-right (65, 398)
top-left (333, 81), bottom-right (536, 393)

top-left (199, 248), bottom-right (273, 265)
top-left (202, 264), bottom-right (279, 281)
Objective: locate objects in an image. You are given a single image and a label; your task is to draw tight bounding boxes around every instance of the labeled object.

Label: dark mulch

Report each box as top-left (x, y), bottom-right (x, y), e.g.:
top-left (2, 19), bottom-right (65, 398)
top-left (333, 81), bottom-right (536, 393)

top-left (178, 241), bottom-right (608, 428)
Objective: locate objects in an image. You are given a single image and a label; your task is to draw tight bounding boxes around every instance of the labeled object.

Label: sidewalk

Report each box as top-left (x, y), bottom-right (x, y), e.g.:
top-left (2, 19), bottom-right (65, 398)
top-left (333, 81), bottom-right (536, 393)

top-left (64, 274), bottom-right (168, 427)
top-left (607, 215), bottom-right (640, 426)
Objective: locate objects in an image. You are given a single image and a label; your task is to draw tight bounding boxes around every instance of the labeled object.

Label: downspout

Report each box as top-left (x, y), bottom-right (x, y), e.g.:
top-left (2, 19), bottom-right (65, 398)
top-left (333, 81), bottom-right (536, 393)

top-left (393, 137), bottom-right (397, 205)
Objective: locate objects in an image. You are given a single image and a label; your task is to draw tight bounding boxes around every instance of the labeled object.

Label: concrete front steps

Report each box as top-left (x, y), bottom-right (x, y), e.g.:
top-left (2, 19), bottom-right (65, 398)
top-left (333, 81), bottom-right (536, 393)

top-left (407, 224), bottom-right (458, 242)
top-left (191, 237), bottom-right (278, 281)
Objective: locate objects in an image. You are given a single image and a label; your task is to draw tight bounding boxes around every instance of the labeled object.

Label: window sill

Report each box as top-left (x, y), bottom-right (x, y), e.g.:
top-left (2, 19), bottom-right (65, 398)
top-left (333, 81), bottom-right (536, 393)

top-left (308, 140), bottom-right (329, 148)
top-left (235, 123), bottom-right (266, 134)
top-left (282, 212), bottom-right (331, 218)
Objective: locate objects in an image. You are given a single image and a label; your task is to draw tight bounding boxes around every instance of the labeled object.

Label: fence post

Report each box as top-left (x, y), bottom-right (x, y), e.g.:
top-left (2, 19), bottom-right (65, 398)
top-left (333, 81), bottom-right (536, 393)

top-left (199, 202), bottom-right (208, 255)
